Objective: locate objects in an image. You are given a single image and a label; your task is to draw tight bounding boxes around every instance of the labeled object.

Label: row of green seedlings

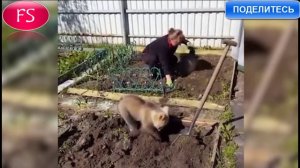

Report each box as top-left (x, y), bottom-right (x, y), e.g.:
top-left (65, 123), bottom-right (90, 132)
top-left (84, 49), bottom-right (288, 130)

top-left (58, 50), bottom-right (92, 75)
top-left (84, 43), bottom-right (135, 86)
top-left (94, 43), bottom-right (135, 74)
top-left (216, 107), bottom-right (239, 168)
top-left (58, 43), bottom-right (134, 76)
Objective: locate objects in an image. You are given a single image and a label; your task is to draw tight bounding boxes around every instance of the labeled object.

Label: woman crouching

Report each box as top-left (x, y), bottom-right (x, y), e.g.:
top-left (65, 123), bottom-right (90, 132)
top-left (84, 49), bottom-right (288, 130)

top-left (141, 28), bottom-right (190, 89)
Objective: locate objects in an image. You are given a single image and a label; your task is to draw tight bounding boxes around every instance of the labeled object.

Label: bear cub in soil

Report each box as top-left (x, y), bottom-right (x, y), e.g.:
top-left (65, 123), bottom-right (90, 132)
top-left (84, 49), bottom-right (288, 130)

top-left (118, 95), bottom-right (169, 141)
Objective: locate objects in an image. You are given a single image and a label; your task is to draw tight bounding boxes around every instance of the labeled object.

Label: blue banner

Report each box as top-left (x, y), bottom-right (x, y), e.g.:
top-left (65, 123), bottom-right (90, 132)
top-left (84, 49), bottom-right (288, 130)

top-left (226, 1), bottom-right (300, 19)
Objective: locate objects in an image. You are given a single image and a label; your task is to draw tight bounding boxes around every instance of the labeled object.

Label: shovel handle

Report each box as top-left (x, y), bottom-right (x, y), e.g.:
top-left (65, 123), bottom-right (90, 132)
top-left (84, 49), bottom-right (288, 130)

top-left (188, 40), bottom-right (236, 135)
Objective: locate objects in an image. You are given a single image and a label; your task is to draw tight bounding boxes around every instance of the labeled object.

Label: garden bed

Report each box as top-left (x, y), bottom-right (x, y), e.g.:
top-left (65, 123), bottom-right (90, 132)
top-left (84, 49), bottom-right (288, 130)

top-left (76, 54), bottom-right (234, 105)
top-left (58, 106), bottom-right (216, 168)
top-left (58, 44), bottom-right (235, 168)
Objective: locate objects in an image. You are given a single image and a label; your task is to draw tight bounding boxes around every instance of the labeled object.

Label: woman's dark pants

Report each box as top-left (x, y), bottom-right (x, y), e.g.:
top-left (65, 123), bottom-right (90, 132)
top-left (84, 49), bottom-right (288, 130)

top-left (141, 53), bottom-right (178, 80)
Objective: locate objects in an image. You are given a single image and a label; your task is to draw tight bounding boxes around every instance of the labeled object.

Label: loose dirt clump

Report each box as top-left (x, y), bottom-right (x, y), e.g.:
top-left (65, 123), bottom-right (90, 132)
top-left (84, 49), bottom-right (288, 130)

top-left (58, 112), bottom-right (215, 168)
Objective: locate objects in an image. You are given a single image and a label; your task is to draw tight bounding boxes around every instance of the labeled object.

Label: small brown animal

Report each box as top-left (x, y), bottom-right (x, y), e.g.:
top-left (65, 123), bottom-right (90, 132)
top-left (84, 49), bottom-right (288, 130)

top-left (118, 95), bottom-right (169, 141)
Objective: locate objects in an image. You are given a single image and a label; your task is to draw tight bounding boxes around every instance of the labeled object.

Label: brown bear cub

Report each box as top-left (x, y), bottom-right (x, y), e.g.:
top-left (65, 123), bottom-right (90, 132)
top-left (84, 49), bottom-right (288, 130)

top-left (118, 95), bottom-right (169, 141)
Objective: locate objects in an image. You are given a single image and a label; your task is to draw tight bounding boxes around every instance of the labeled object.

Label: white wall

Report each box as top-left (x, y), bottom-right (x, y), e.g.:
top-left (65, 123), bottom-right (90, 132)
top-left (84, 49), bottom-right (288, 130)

top-left (230, 20), bottom-right (244, 67)
top-left (238, 29), bottom-right (244, 67)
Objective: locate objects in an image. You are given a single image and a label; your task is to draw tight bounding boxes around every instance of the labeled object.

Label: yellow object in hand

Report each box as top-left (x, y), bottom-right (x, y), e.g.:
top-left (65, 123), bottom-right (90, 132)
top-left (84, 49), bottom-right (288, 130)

top-left (166, 79), bottom-right (173, 87)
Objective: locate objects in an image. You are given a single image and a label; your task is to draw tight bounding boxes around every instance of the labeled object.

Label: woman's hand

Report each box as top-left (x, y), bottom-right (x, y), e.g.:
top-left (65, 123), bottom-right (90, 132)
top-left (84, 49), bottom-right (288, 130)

top-left (165, 75), bottom-right (174, 87)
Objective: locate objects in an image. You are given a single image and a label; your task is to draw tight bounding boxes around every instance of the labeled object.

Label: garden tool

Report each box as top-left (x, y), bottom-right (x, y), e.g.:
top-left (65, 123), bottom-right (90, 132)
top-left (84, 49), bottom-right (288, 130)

top-left (171, 39), bottom-right (237, 145)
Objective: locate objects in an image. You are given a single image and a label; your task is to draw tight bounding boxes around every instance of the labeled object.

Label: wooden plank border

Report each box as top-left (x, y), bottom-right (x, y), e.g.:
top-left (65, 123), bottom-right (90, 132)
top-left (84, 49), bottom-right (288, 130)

top-left (66, 87), bottom-right (225, 111)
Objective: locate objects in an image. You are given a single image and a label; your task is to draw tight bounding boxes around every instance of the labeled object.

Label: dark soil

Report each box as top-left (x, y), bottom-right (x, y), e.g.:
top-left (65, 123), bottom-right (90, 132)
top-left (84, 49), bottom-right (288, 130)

top-left (169, 54), bottom-right (233, 100)
top-left (76, 54), bottom-right (234, 101)
top-left (58, 111), bottom-right (215, 168)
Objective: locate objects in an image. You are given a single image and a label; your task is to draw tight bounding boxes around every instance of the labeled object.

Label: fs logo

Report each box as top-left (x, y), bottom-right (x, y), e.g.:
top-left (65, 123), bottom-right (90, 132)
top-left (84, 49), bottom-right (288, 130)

top-left (2, 1), bottom-right (50, 31)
